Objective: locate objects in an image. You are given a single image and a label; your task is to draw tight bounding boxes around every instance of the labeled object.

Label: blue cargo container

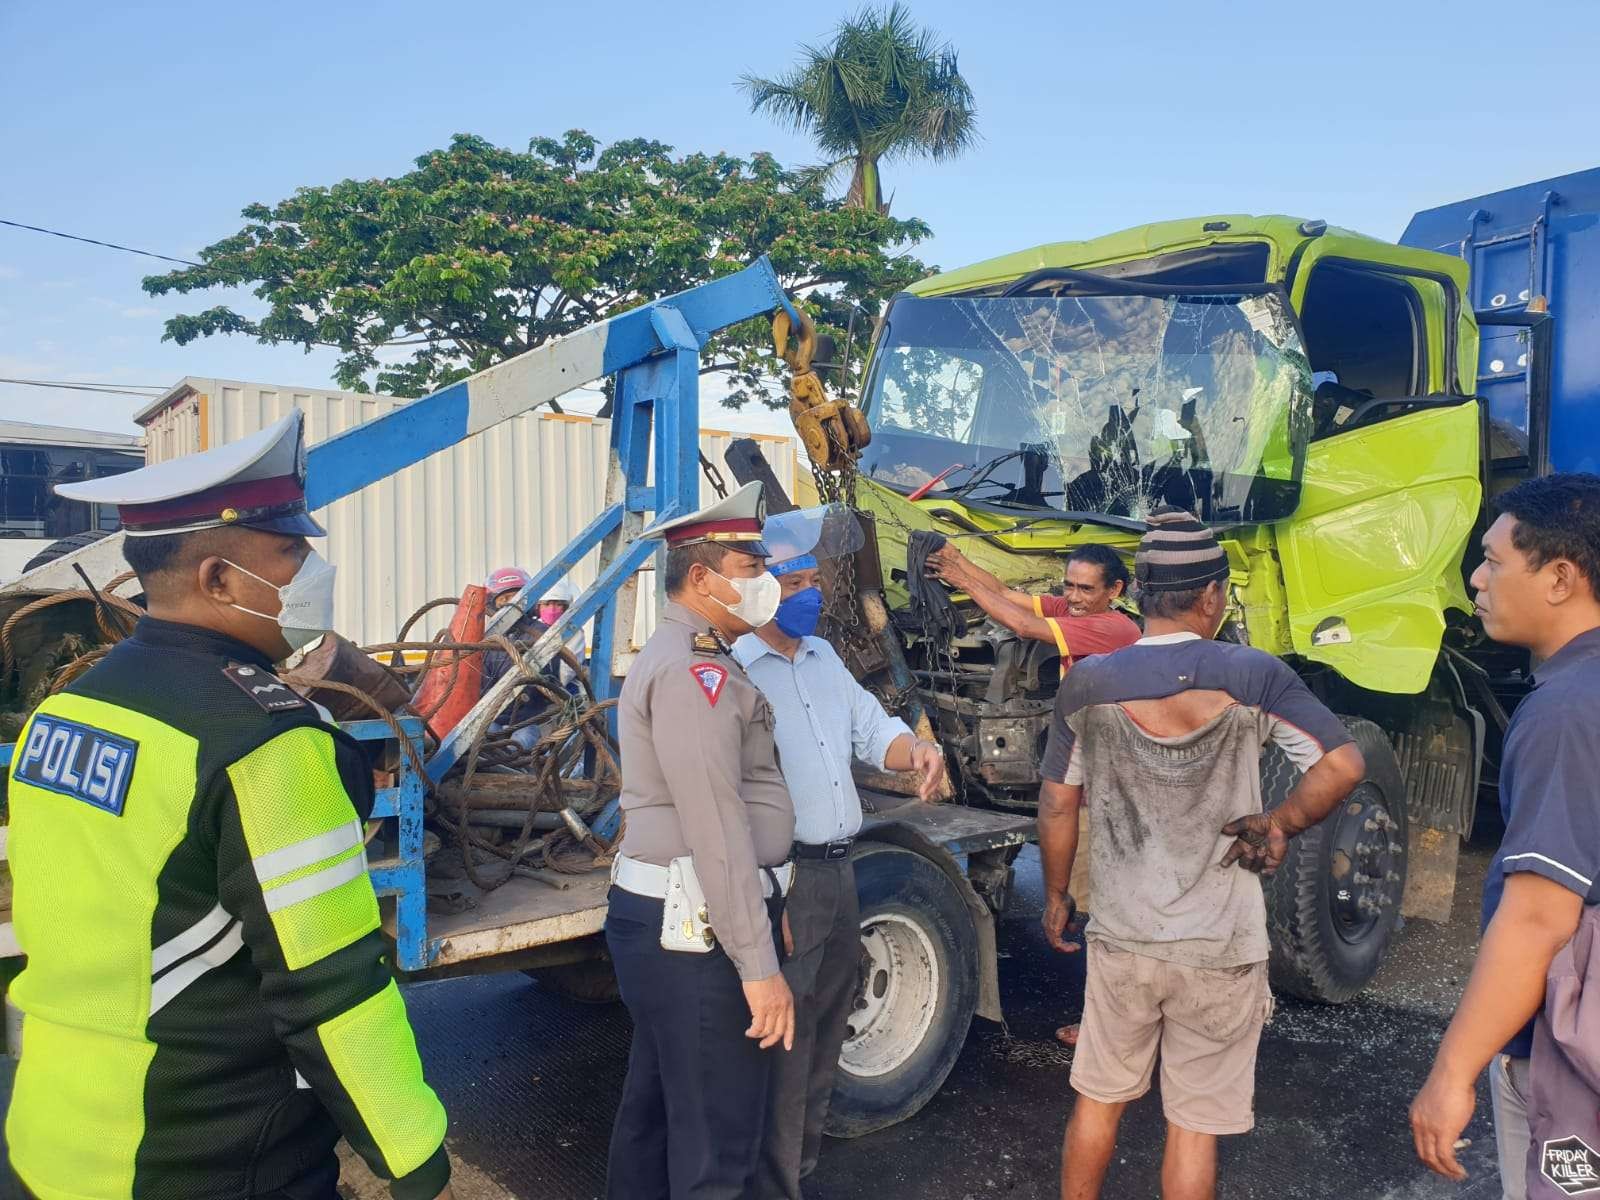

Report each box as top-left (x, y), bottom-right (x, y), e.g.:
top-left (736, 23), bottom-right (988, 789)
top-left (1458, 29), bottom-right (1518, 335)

top-left (1402, 168), bottom-right (1600, 475)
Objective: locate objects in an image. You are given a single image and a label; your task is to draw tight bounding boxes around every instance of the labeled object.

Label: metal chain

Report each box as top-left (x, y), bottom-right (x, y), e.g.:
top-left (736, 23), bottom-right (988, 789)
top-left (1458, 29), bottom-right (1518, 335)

top-left (699, 451), bottom-right (728, 500)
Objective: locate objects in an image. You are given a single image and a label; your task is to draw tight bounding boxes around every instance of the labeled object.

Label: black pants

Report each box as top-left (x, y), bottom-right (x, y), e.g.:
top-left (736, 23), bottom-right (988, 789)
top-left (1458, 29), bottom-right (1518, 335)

top-left (256, 1156), bottom-right (340, 1200)
top-left (605, 886), bottom-right (785, 1200)
top-left (757, 857), bottom-right (859, 1200)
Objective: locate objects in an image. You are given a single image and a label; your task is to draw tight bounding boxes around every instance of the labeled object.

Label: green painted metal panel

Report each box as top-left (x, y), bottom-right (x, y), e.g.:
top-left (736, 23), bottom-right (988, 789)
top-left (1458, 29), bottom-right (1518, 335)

top-left (1273, 403), bottom-right (1481, 694)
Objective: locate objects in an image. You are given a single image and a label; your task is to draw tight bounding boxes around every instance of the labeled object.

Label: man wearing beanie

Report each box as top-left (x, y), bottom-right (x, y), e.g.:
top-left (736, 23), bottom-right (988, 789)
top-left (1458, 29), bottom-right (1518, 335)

top-left (1037, 508), bottom-right (1367, 1200)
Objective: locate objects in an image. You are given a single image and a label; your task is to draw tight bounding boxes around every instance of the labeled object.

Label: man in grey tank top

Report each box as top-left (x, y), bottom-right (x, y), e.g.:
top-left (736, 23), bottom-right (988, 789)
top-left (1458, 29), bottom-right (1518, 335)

top-left (1037, 509), bottom-right (1367, 1200)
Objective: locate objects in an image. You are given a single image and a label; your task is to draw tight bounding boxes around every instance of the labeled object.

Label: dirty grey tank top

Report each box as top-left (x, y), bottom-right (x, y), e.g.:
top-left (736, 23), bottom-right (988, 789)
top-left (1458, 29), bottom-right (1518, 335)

top-left (1078, 703), bottom-right (1270, 968)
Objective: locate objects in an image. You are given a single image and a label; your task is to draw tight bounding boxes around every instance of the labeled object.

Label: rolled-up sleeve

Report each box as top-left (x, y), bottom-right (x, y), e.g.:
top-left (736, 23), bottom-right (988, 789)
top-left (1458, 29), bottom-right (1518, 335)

top-left (831, 645), bottom-right (911, 769)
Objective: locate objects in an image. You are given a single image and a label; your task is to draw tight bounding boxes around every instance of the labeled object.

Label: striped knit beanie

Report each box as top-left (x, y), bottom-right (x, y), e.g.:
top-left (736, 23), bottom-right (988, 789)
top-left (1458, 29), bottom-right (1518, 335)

top-left (1135, 508), bottom-right (1230, 592)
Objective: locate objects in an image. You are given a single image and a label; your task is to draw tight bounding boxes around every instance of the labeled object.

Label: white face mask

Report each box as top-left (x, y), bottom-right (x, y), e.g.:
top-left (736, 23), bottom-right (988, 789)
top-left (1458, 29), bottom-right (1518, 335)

top-left (225, 550), bottom-right (338, 652)
top-left (707, 568), bottom-right (781, 627)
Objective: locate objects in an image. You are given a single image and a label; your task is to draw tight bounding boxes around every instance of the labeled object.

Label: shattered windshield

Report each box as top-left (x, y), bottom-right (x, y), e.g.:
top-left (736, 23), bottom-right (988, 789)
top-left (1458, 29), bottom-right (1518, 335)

top-left (859, 289), bottom-right (1313, 525)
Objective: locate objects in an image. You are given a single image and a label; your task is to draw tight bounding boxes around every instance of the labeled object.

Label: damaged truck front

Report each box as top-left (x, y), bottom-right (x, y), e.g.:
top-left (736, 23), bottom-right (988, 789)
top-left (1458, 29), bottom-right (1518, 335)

top-left (849, 217), bottom-right (1489, 1004)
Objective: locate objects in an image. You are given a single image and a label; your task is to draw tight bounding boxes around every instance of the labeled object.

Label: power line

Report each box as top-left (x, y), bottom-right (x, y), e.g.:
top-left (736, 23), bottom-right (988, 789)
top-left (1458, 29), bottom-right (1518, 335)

top-left (0, 378), bottom-right (168, 398)
top-left (0, 219), bottom-right (200, 268)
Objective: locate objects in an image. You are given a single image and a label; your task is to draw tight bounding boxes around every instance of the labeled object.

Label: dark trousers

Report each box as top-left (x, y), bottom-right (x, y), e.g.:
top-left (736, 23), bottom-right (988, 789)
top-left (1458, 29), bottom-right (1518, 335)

top-left (757, 858), bottom-right (859, 1200)
top-left (605, 886), bottom-right (784, 1200)
top-left (256, 1156), bottom-right (340, 1200)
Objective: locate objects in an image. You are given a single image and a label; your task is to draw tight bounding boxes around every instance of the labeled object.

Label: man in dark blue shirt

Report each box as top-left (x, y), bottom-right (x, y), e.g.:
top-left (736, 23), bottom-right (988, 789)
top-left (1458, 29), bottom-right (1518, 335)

top-left (1412, 474), bottom-right (1600, 1194)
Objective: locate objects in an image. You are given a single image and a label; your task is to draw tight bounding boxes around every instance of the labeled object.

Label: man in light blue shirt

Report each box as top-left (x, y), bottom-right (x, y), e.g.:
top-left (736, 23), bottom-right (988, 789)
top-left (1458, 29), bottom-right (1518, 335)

top-left (733, 552), bottom-right (944, 1200)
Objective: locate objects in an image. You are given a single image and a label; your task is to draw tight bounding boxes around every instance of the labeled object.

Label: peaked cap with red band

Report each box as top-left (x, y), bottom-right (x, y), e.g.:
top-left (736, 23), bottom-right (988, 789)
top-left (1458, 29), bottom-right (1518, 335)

top-left (54, 411), bottom-right (325, 539)
top-left (643, 480), bottom-right (769, 556)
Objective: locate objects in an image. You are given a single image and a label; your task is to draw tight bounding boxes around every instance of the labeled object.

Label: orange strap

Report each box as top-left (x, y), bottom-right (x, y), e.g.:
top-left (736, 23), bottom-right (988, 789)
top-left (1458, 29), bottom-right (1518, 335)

top-left (1032, 594), bottom-right (1044, 618)
top-left (1043, 617), bottom-right (1072, 665)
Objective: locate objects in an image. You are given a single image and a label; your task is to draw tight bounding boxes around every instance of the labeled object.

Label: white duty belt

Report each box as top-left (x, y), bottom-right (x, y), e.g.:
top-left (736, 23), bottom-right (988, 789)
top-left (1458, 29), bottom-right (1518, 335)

top-left (612, 854), bottom-right (793, 900)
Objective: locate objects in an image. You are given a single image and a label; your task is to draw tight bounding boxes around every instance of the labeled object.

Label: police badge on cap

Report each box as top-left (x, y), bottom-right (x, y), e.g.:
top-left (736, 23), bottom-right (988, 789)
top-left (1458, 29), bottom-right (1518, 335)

top-left (644, 481), bottom-right (770, 557)
top-left (54, 412), bottom-right (325, 538)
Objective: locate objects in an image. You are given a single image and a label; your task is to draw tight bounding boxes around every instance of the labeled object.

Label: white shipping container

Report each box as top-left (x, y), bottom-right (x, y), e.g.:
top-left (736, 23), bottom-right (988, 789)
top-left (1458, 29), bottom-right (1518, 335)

top-left (135, 378), bottom-right (800, 650)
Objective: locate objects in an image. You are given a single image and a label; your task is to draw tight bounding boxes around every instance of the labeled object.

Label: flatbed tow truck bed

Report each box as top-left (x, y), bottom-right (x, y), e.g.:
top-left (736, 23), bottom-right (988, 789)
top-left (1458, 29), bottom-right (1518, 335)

top-left (385, 868), bottom-right (612, 975)
top-left (385, 797), bottom-right (1037, 978)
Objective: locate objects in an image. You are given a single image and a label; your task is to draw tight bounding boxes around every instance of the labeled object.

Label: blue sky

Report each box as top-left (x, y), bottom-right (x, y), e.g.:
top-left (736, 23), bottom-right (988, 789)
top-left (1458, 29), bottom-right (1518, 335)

top-left (3, 0), bottom-right (1598, 437)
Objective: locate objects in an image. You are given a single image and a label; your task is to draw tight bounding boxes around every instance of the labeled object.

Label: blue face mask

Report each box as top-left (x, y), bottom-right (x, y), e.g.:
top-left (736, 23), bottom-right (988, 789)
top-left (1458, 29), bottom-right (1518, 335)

top-left (773, 586), bottom-right (823, 638)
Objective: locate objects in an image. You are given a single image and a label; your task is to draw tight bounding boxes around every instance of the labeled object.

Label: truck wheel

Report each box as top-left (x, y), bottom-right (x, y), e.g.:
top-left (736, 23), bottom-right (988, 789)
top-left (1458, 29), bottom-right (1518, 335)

top-left (825, 846), bottom-right (979, 1138)
top-left (523, 959), bottom-right (620, 1004)
top-left (1264, 717), bottom-right (1409, 1003)
top-left (22, 530), bottom-right (108, 574)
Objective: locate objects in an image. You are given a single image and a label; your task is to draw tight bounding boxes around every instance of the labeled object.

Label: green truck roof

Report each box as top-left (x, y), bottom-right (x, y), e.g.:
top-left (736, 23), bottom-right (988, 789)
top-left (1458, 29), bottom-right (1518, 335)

top-left (908, 215), bottom-right (1416, 296)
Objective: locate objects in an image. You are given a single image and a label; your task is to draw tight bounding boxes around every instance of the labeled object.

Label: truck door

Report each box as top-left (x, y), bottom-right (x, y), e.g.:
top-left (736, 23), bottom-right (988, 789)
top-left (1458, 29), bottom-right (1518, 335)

top-left (1273, 237), bottom-right (1481, 695)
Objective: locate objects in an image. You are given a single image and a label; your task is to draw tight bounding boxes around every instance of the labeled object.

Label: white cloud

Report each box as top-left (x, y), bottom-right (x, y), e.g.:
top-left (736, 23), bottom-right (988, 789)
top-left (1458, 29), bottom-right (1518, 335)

top-left (0, 265), bottom-right (20, 280)
top-left (120, 306), bottom-right (161, 319)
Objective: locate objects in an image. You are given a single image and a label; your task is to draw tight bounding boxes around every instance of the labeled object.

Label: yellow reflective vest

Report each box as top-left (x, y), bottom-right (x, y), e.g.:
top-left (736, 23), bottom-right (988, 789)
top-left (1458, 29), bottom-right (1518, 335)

top-left (6, 618), bottom-right (448, 1199)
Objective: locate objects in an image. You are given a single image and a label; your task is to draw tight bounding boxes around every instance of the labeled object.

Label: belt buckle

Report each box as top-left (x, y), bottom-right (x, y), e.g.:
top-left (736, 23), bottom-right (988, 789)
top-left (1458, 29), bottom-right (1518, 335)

top-left (825, 840), bottom-right (849, 861)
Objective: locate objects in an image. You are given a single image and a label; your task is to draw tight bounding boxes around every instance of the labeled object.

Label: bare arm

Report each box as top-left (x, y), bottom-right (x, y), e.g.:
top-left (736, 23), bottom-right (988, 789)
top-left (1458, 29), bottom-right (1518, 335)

top-left (1221, 742), bottom-right (1365, 873)
top-left (1037, 778), bottom-right (1082, 952)
top-left (930, 544), bottom-right (1034, 610)
top-left (958, 574), bottom-right (1063, 644)
top-left (1411, 873), bottom-right (1584, 1180)
top-left (882, 732), bottom-right (945, 801)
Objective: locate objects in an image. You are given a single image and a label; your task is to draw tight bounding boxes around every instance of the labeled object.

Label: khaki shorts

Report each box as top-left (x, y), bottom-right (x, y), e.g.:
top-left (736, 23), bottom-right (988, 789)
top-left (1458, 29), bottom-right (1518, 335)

top-left (1070, 940), bottom-right (1273, 1135)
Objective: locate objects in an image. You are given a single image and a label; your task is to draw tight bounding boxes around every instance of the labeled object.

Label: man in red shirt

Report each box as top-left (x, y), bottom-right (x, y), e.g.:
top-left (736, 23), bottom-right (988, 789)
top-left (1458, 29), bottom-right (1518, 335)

top-left (929, 541), bottom-right (1141, 667)
top-left (931, 540), bottom-right (1141, 1048)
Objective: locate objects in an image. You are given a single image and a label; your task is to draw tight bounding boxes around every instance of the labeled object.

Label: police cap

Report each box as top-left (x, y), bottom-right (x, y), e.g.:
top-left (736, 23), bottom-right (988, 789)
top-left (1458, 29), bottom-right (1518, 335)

top-left (55, 412), bottom-right (325, 538)
top-left (644, 481), bottom-right (768, 556)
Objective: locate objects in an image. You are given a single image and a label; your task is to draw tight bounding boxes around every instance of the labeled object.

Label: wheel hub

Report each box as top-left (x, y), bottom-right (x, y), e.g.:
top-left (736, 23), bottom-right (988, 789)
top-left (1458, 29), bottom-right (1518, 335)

top-left (840, 913), bottom-right (940, 1078)
top-left (1327, 782), bottom-right (1402, 942)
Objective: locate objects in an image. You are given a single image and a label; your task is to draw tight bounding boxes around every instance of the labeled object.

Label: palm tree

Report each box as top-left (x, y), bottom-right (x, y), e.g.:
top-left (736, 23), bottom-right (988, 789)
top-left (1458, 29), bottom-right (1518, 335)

top-left (740, 3), bottom-right (977, 214)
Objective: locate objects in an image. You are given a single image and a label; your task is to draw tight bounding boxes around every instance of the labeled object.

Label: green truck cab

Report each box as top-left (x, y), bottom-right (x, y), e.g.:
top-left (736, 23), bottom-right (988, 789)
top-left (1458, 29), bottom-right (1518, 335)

top-left (850, 216), bottom-right (1492, 1003)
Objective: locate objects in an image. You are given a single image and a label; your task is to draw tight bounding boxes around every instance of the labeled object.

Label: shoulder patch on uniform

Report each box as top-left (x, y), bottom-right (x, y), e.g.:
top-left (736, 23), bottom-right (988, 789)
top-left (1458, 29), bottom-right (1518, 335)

top-left (14, 714), bottom-right (138, 816)
top-left (223, 663), bottom-right (306, 712)
top-left (688, 663), bottom-right (729, 707)
top-left (692, 633), bottom-right (725, 656)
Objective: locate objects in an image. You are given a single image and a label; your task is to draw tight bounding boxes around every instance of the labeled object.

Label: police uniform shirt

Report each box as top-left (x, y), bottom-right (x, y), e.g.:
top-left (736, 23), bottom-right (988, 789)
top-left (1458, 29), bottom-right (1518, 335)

top-left (6, 618), bottom-right (448, 1200)
top-left (616, 601), bottom-right (795, 981)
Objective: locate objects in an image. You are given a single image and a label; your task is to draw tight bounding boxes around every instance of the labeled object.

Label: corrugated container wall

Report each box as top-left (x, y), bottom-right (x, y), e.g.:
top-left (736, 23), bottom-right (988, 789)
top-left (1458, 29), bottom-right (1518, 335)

top-left (138, 378), bottom-right (798, 649)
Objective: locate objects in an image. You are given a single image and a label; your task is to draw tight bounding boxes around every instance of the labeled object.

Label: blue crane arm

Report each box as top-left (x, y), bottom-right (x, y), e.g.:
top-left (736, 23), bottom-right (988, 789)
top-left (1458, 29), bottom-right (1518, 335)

top-left (292, 258), bottom-right (799, 792)
top-left (302, 257), bottom-right (797, 509)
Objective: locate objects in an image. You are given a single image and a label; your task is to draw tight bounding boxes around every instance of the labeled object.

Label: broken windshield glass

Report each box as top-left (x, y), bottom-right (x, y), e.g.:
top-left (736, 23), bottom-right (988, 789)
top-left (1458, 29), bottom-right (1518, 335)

top-left (860, 289), bottom-right (1313, 525)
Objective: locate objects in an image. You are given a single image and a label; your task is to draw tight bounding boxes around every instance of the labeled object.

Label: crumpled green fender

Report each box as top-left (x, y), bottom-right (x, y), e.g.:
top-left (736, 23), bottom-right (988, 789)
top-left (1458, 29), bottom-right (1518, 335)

top-left (1273, 403), bottom-right (1481, 694)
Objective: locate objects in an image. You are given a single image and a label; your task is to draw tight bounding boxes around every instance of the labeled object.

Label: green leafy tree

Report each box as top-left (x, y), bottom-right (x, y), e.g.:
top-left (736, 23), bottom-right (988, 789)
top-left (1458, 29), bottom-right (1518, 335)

top-left (143, 131), bottom-right (930, 403)
top-left (740, 3), bottom-right (977, 215)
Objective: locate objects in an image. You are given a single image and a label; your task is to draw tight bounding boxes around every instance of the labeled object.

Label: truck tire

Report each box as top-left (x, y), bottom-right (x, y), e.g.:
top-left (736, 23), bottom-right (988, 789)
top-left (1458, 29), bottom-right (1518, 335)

top-left (523, 959), bottom-right (620, 1005)
top-left (1264, 717), bottom-right (1409, 1003)
top-left (825, 845), bottom-right (979, 1138)
top-left (22, 530), bottom-right (108, 574)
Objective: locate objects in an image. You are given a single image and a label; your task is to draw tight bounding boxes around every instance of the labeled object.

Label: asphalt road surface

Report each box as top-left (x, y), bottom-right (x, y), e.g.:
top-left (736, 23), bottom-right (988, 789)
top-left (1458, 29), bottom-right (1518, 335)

top-left (343, 833), bottom-right (1506, 1200)
top-left (1, 834), bottom-right (1507, 1200)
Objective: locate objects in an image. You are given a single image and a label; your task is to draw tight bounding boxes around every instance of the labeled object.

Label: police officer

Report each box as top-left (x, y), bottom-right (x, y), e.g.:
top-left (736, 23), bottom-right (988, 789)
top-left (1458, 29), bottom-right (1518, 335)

top-left (6, 412), bottom-right (452, 1200)
top-left (606, 481), bottom-right (797, 1200)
